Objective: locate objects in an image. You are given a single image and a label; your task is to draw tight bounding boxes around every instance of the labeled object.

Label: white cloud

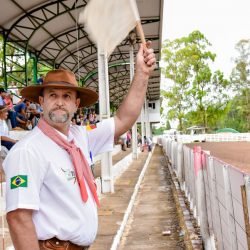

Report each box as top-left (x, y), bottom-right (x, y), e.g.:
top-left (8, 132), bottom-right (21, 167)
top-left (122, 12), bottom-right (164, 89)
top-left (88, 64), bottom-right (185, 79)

top-left (163, 0), bottom-right (250, 78)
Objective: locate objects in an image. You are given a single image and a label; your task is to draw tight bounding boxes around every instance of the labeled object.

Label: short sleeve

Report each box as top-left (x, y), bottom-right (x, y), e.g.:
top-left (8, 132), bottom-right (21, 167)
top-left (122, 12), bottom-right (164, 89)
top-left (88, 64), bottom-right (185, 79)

top-left (3, 147), bottom-right (46, 213)
top-left (87, 118), bottom-right (115, 157)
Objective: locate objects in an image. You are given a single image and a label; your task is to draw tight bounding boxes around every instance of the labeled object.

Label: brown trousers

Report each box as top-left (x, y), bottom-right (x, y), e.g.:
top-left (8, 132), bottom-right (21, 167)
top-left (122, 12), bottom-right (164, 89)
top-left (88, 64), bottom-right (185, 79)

top-left (39, 237), bottom-right (89, 250)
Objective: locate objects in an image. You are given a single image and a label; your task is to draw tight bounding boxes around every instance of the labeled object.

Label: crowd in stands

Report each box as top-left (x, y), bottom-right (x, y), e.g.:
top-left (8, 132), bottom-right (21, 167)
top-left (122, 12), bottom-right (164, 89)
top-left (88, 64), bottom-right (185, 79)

top-left (0, 87), bottom-right (42, 131)
top-left (71, 109), bottom-right (99, 126)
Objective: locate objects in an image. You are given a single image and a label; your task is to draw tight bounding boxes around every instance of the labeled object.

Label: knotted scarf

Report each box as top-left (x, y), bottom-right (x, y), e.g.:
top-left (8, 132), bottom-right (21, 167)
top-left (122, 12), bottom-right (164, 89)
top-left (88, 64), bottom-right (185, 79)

top-left (37, 118), bottom-right (100, 206)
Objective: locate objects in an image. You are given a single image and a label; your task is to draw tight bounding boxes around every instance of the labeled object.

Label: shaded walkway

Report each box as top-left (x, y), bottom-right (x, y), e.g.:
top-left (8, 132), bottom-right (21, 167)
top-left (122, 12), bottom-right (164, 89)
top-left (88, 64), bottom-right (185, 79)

top-left (91, 146), bottom-right (183, 250)
top-left (118, 146), bottom-right (183, 250)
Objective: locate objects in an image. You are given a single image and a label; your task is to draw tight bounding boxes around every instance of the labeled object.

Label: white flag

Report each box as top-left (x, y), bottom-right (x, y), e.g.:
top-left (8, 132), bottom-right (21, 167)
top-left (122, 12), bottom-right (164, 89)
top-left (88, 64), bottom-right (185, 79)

top-left (79, 0), bottom-right (140, 56)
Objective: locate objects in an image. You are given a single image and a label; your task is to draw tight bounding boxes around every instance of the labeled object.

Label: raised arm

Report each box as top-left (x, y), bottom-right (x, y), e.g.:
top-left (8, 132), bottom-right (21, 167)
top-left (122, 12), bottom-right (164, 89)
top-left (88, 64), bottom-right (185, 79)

top-left (114, 41), bottom-right (156, 141)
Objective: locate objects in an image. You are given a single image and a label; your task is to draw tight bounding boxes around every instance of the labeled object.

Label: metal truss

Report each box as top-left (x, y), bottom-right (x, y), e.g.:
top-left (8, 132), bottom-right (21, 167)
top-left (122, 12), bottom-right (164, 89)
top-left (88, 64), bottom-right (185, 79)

top-left (2, 0), bottom-right (161, 102)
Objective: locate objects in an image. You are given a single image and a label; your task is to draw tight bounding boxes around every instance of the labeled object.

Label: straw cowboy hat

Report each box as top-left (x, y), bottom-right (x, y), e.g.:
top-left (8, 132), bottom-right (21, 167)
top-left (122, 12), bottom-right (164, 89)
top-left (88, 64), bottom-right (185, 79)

top-left (20, 69), bottom-right (98, 108)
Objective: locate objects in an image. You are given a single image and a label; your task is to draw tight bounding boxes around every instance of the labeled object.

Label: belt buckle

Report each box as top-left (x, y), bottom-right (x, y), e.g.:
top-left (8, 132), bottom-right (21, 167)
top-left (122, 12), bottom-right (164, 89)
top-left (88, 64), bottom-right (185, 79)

top-left (45, 238), bottom-right (69, 249)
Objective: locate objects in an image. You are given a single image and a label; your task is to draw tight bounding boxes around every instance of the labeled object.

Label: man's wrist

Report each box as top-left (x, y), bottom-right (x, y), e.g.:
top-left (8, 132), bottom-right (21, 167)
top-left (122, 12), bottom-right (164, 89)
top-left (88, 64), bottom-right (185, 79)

top-left (134, 70), bottom-right (150, 82)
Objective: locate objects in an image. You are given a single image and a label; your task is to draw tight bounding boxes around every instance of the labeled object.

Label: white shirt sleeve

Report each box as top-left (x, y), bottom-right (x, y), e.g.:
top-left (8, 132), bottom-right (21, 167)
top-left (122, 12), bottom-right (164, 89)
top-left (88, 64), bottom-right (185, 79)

top-left (3, 147), bottom-right (47, 213)
top-left (87, 118), bottom-right (115, 157)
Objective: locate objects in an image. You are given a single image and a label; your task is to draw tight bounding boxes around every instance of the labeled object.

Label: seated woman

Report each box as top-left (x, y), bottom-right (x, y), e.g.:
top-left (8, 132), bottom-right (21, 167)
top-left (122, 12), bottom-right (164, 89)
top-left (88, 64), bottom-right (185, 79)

top-left (0, 105), bottom-right (17, 150)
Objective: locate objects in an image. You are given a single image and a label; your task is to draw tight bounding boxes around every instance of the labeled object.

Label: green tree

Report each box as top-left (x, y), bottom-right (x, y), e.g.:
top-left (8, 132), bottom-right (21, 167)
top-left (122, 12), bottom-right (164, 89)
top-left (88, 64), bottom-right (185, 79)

top-left (161, 31), bottom-right (229, 131)
top-left (161, 34), bottom-right (194, 131)
top-left (231, 39), bottom-right (250, 90)
top-left (228, 39), bottom-right (250, 131)
top-left (223, 89), bottom-right (250, 132)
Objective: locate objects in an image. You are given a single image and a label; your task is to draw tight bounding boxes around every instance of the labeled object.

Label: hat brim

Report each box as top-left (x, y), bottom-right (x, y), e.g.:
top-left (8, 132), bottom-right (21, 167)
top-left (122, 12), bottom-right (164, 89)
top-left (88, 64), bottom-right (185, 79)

top-left (20, 84), bottom-right (98, 108)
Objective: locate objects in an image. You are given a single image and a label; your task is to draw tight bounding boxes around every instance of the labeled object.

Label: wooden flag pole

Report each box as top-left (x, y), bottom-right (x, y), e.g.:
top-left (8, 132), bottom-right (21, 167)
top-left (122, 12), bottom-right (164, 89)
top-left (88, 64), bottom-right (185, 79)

top-left (136, 21), bottom-right (146, 46)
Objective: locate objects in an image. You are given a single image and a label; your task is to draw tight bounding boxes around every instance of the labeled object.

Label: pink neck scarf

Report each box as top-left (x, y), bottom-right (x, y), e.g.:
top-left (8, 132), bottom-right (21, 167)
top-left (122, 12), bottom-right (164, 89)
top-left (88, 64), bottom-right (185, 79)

top-left (37, 118), bottom-right (100, 207)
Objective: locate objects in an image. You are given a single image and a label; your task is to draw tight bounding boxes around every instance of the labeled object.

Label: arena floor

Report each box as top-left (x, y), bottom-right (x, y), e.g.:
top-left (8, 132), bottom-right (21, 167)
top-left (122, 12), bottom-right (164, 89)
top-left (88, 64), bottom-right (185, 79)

top-left (186, 141), bottom-right (250, 174)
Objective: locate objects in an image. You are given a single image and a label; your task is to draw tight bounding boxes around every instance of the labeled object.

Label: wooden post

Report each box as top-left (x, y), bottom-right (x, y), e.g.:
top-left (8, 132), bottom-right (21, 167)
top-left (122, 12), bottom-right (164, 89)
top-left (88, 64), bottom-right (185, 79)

top-left (241, 184), bottom-right (250, 248)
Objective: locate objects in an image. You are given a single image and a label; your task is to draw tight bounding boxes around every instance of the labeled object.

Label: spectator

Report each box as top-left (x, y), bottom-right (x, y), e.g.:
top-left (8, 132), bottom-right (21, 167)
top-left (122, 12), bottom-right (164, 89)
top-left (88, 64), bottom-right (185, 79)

top-left (4, 91), bottom-right (14, 110)
top-left (0, 105), bottom-right (17, 150)
top-left (88, 112), bottom-right (95, 124)
top-left (14, 98), bottom-right (30, 129)
top-left (72, 112), bottom-right (81, 125)
top-left (137, 131), bottom-right (142, 146)
top-left (71, 118), bottom-right (77, 125)
top-left (27, 103), bottom-right (40, 129)
top-left (126, 130), bottom-right (132, 148)
top-left (144, 135), bottom-right (153, 152)
top-left (83, 114), bottom-right (88, 125)
top-left (4, 91), bottom-right (18, 129)
top-left (0, 88), bottom-right (7, 105)
top-left (36, 75), bottom-right (44, 85)
top-left (119, 132), bottom-right (127, 151)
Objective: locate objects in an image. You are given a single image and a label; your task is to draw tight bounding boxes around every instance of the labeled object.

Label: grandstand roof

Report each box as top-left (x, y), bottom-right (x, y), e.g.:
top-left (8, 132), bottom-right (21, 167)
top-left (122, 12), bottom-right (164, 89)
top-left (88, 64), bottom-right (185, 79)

top-left (0, 0), bottom-right (163, 106)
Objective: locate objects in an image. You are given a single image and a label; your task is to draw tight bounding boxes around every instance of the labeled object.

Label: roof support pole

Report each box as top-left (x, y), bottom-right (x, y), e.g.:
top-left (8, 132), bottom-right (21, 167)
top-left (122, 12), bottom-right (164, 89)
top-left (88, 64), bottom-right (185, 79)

top-left (141, 102), bottom-right (145, 146)
top-left (31, 54), bottom-right (38, 84)
top-left (97, 48), bottom-right (114, 193)
top-left (2, 30), bottom-right (7, 89)
top-left (129, 44), bottom-right (138, 159)
top-left (145, 100), bottom-right (151, 138)
top-left (24, 49), bottom-right (28, 86)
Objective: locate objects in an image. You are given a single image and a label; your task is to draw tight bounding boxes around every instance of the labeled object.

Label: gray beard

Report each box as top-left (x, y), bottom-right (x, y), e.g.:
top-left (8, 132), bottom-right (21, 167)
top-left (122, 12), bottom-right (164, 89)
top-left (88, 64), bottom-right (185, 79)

top-left (49, 109), bottom-right (70, 123)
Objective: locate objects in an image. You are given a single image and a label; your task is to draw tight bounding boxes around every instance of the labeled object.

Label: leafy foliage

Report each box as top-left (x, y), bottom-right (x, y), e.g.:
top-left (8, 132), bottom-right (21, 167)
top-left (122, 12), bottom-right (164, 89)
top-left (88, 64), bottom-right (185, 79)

top-left (161, 31), bottom-right (230, 131)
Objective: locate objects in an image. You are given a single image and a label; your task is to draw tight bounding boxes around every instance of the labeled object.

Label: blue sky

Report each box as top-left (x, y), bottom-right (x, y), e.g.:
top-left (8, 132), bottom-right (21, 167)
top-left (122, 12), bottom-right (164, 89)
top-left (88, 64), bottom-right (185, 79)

top-left (162, 0), bottom-right (250, 78)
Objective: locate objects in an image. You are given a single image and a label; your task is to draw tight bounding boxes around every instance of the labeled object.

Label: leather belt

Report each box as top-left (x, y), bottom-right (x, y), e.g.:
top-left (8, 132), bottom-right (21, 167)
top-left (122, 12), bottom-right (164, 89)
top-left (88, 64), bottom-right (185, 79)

top-left (39, 237), bottom-right (89, 250)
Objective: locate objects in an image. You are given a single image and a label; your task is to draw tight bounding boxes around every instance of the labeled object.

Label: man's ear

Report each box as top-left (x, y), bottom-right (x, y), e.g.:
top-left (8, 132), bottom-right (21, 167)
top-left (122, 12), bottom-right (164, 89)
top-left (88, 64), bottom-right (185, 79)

top-left (76, 98), bottom-right (80, 108)
top-left (39, 96), bottom-right (44, 107)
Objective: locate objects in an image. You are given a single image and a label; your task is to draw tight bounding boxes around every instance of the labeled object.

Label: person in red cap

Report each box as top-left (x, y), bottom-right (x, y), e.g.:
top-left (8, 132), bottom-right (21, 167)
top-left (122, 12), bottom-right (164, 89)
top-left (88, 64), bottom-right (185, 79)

top-left (3, 42), bottom-right (156, 250)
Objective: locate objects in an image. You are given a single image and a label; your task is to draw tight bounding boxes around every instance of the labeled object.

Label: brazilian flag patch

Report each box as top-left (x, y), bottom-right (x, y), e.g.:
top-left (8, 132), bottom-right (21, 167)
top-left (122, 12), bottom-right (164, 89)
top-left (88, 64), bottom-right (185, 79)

top-left (11, 175), bottom-right (28, 189)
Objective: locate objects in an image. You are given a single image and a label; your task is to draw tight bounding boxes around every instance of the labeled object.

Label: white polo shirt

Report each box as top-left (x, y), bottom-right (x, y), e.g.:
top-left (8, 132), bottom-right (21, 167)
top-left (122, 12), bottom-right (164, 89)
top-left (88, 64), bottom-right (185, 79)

top-left (3, 118), bottom-right (115, 246)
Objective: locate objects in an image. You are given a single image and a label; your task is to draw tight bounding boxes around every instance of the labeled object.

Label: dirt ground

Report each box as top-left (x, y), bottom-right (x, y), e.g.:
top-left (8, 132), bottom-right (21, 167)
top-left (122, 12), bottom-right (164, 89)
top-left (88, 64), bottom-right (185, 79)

top-left (186, 141), bottom-right (250, 174)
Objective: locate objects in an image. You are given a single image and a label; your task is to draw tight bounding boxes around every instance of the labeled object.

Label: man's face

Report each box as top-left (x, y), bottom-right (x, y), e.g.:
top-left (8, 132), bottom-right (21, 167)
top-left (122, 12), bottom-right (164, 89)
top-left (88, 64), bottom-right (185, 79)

top-left (39, 88), bottom-right (80, 125)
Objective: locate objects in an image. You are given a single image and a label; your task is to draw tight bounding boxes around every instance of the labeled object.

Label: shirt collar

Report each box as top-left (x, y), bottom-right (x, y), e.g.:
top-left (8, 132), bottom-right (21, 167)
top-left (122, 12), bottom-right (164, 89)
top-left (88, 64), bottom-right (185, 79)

top-left (53, 127), bottom-right (74, 142)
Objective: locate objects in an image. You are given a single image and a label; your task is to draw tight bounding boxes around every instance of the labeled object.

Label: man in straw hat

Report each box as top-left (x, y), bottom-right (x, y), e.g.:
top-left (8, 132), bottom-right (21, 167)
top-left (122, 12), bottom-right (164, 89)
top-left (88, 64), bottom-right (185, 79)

top-left (3, 42), bottom-right (156, 250)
